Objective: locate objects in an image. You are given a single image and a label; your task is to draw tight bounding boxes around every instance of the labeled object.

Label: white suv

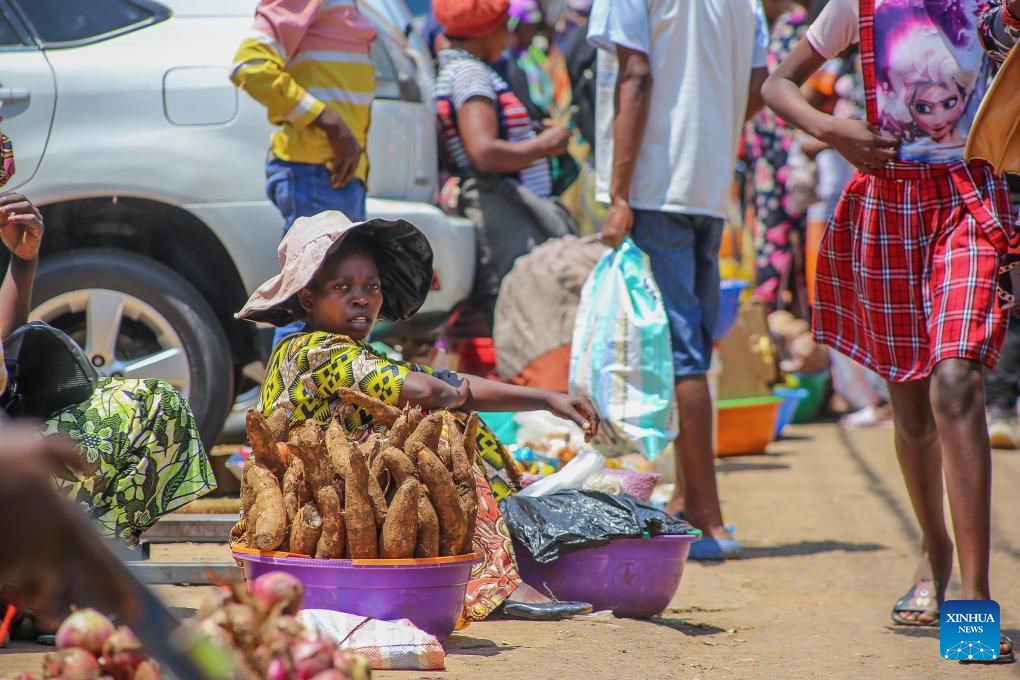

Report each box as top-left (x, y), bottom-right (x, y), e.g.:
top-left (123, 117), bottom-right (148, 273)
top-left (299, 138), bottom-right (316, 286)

top-left (0, 0), bottom-right (475, 444)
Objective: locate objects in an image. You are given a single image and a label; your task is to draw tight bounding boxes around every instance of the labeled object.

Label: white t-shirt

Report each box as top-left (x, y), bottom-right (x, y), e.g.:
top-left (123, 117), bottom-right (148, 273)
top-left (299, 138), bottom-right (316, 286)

top-left (805, 0), bottom-right (860, 59)
top-left (588, 0), bottom-right (768, 218)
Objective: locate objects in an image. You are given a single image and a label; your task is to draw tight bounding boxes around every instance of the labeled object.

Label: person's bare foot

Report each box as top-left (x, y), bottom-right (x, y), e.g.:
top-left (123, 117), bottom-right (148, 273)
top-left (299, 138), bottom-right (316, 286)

top-left (507, 582), bottom-right (552, 605)
top-left (664, 498), bottom-right (685, 516)
top-left (683, 507), bottom-right (732, 542)
top-left (894, 541), bottom-right (953, 625)
top-left (1000, 634), bottom-right (1013, 659)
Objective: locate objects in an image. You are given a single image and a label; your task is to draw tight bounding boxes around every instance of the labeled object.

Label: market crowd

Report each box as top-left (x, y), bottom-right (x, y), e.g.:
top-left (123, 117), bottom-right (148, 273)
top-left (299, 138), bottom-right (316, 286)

top-left (2, 0), bottom-right (1020, 667)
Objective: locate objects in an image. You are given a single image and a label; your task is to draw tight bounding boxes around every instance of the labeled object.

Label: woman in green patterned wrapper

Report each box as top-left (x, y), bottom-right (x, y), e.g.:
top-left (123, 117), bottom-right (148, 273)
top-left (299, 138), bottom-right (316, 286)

top-left (0, 191), bottom-right (216, 545)
top-left (238, 209), bottom-right (599, 621)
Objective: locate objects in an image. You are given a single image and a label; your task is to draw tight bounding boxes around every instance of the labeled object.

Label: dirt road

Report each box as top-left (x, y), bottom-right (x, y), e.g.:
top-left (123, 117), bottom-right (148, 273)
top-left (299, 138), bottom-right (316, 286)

top-left (3, 422), bottom-right (1020, 679)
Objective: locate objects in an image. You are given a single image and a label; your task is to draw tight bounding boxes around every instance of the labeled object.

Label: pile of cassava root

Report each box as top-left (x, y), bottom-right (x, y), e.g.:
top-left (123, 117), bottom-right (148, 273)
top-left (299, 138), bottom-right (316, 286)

top-left (231, 389), bottom-right (482, 559)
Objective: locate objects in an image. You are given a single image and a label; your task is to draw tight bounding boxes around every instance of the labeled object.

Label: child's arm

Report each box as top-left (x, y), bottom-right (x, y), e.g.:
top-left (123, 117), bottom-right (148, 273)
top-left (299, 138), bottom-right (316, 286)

top-left (401, 371), bottom-right (598, 439)
top-left (762, 39), bottom-right (898, 173)
top-left (0, 193), bottom-right (43, 339)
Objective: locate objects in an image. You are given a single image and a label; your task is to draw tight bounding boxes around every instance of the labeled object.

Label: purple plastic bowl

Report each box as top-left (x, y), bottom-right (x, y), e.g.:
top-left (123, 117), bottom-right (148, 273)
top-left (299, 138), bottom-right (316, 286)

top-left (513, 535), bottom-right (698, 618)
top-left (234, 552), bottom-right (481, 639)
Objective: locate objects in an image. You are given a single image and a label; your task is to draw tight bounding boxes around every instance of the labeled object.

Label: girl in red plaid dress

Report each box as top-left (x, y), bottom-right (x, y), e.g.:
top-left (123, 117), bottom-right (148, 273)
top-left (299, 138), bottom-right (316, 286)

top-left (763, 0), bottom-right (1016, 663)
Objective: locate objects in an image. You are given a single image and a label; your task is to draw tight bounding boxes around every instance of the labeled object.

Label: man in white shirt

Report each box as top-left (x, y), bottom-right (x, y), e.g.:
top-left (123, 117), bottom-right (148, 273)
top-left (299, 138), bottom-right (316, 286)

top-left (589, 0), bottom-right (768, 560)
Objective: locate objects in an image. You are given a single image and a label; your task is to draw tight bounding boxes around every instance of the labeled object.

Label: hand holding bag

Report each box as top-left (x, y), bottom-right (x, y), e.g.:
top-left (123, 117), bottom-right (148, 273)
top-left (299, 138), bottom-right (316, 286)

top-left (568, 238), bottom-right (677, 460)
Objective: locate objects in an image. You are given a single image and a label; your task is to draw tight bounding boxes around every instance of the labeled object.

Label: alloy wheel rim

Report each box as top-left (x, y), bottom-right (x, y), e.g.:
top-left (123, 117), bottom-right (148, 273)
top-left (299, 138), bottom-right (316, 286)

top-left (31, 288), bottom-right (192, 399)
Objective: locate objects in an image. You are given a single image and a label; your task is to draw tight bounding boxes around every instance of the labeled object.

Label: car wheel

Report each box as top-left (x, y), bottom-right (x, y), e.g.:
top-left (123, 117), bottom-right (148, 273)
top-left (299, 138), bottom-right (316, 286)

top-left (31, 250), bottom-right (233, 448)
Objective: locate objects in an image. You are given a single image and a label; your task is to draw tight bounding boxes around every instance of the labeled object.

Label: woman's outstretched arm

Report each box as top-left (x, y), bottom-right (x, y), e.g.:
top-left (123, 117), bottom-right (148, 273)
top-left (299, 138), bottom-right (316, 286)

top-left (401, 371), bottom-right (599, 439)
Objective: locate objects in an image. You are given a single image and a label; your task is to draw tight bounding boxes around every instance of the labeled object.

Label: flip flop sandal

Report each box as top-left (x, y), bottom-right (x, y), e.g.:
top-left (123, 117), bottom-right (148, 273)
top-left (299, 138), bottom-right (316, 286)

top-left (959, 634), bottom-right (1016, 664)
top-left (891, 579), bottom-right (943, 626)
top-left (688, 536), bottom-right (742, 561)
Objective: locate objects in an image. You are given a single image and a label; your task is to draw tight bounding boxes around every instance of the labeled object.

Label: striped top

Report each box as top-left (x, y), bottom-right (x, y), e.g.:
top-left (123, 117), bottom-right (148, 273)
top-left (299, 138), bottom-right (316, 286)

top-left (435, 48), bottom-right (552, 198)
top-left (231, 0), bottom-right (376, 181)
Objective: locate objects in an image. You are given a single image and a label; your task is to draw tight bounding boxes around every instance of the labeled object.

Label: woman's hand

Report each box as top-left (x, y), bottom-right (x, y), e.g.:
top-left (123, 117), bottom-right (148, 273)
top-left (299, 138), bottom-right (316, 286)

top-left (536, 122), bottom-right (571, 157)
top-left (545, 393), bottom-right (600, 442)
top-left (821, 119), bottom-right (899, 174)
top-left (0, 192), bottom-right (44, 260)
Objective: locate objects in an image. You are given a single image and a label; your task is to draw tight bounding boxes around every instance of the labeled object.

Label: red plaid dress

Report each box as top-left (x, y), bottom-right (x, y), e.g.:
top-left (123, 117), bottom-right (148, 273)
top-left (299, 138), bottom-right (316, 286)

top-left (813, 160), bottom-right (1014, 382)
top-left (811, 0), bottom-right (1016, 382)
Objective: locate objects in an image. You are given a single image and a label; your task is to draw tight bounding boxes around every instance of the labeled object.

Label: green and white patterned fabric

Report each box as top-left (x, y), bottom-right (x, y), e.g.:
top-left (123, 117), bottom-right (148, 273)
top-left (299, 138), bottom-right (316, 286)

top-left (44, 378), bottom-right (216, 543)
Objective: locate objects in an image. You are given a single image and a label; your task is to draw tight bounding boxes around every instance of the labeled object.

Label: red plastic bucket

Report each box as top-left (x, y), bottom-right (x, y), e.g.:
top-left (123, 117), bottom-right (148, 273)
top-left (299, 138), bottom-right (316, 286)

top-left (512, 535), bottom-right (698, 618)
top-left (233, 550), bottom-right (482, 639)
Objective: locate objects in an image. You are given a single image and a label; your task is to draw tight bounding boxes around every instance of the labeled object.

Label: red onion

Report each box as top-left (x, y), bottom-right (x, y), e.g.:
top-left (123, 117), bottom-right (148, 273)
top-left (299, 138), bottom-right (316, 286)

top-left (265, 656), bottom-right (292, 680)
top-left (333, 649), bottom-right (362, 671)
top-left (101, 627), bottom-right (146, 680)
top-left (223, 604), bottom-right (259, 650)
top-left (260, 615), bottom-right (304, 652)
top-left (310, 671), bottom-right (351, 680)
top-left (291, 633), bottom-right (335, 680)
top-left (250, 572), bottom-right (304, 615)
top-left (131, 659), bottom-right (160, 680)
top-left (194, 617), bottom-right (236, 649)
top-left (55, 609), bottom-right (115, 656)
top-left (196, 587), bottom-right (235, 620)
top-left (42, 648), bottom-right (101, 680)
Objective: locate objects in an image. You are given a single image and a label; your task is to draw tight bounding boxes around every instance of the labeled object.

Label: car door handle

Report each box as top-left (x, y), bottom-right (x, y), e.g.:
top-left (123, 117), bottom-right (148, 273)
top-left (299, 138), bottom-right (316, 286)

top-left (0, 88), bottom-right (31, 104)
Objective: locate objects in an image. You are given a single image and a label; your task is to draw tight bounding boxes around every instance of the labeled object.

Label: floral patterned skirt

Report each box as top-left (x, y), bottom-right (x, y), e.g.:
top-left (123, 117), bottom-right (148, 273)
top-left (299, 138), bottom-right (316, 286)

top-left (464, 467), bottom-right (520, 620)
top-left (43, 378), bottom-right (217, 543)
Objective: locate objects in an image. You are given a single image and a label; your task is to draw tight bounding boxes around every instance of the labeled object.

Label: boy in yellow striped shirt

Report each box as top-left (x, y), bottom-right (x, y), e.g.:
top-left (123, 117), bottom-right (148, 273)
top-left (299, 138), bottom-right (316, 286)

top-left (232, 0), bottom-right (376, 224)
top-left (232, 0), bottom-right (377, 344)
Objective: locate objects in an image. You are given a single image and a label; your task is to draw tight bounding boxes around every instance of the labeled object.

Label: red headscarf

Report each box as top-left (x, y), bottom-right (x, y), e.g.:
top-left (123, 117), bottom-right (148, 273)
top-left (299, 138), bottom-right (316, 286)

top-left (433, 0), bottom-right (510, 39)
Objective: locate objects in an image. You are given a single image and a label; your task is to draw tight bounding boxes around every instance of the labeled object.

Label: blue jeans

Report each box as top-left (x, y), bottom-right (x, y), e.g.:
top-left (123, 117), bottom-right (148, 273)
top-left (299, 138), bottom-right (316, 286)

top-left (631, 211), bottom-right (724, 378)
top-left (266, 157), bottom-right (367, 346)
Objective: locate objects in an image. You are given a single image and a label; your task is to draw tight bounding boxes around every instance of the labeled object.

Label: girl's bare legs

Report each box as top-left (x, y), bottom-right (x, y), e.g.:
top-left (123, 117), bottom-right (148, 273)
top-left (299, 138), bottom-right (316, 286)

top-left (885, 377), bottom-right (954, 625)
top-left (928, 360), bottom-right (992, 600)
top-left (928, 359), bottom-right (1008, 655)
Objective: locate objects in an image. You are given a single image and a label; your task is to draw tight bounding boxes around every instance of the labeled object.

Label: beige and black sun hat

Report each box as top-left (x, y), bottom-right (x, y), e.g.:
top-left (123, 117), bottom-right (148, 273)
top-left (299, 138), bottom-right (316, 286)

top-left (236, 210), bottom-right (433, 327)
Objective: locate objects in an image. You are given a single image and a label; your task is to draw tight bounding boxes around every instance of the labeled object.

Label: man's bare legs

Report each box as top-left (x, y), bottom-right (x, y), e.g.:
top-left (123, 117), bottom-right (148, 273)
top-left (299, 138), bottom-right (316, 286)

top-left (665, 375), bottom-right (729, 541)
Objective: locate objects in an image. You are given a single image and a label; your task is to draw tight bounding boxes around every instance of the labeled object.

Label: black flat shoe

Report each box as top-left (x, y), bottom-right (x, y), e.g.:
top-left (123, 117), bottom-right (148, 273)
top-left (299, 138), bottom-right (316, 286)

top-left (498, 600), bottom-right (593, 621)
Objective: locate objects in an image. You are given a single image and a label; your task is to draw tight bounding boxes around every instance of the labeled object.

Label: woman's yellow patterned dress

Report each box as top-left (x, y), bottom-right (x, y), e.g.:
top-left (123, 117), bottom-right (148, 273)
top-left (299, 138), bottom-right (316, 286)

top-left (258, 331), bottom-right (524, 618)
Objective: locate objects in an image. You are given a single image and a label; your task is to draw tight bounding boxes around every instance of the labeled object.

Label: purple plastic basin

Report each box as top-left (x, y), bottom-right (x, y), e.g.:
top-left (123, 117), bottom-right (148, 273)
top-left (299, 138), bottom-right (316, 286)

top-left (513, 535), bottom-right (698, 618)
top-left (234, 552), bottom-right (481, 639)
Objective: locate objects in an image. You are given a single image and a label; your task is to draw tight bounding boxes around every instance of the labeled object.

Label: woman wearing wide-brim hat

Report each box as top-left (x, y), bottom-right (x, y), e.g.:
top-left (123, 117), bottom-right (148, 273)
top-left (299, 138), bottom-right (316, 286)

top-left (238, 209), bottom-right (598, 621)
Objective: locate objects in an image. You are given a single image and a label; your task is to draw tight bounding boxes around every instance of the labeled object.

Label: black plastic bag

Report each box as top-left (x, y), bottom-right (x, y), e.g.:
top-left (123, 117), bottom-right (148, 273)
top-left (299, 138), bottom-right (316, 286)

top-left (500, 489), bottom-right (696, 564)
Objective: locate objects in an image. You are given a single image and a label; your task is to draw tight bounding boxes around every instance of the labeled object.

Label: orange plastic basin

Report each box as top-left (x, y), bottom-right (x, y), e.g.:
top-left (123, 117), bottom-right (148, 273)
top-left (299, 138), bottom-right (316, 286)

top-left (716, 396), bottom-right (783, 457)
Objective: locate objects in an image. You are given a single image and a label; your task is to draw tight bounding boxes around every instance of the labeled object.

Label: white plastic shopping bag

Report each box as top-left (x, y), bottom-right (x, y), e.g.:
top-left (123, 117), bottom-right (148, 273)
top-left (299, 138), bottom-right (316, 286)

top-left (569, 237), bottom-right (677, 459)
top-left (516, 450), bottom-right (605, 497)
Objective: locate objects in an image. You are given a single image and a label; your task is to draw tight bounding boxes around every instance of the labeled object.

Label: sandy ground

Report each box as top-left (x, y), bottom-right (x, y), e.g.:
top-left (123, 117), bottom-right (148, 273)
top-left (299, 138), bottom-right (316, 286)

top-left (4, 422), bottom-right (1020, 679)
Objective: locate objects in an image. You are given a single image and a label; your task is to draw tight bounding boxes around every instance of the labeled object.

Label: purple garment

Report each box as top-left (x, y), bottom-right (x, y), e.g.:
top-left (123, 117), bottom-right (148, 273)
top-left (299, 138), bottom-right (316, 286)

top-left (509, 0), bottom-right (542, 26)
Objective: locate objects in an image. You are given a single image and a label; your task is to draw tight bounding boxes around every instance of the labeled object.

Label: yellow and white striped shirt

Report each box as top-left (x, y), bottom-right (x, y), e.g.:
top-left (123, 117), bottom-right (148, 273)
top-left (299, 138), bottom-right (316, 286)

top-left (231, 0), bottom-right (376, 181)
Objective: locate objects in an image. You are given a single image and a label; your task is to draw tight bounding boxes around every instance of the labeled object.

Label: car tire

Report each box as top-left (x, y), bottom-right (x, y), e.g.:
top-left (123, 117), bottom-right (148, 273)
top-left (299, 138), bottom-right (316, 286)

top-left (31, 250), bottom-right (233, 448)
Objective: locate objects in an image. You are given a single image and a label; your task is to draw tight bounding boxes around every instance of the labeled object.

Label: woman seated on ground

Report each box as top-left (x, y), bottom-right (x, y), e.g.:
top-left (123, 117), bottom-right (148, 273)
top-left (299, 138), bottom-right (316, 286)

top-left (237, 210), bottom-right (599, 621)
top-left (0, 192), bottom-right (217, 544)
top-left (432, 0), bottom-right (578, 330)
